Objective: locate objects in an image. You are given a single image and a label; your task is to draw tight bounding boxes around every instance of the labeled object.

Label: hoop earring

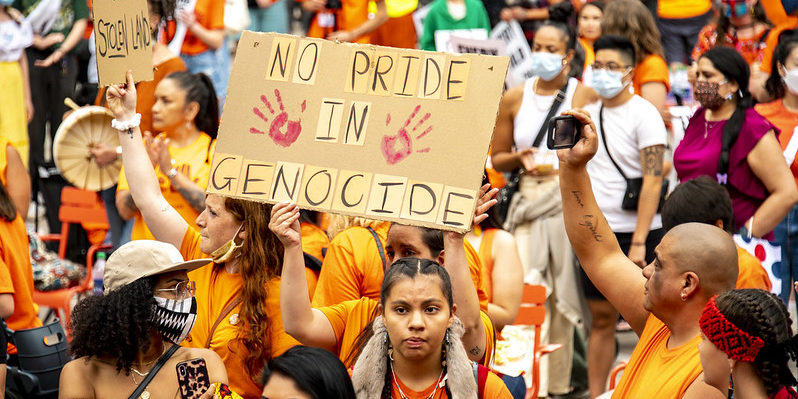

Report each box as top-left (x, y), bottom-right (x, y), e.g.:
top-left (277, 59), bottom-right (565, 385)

top-left (386, 332), bottom-right (394, 361)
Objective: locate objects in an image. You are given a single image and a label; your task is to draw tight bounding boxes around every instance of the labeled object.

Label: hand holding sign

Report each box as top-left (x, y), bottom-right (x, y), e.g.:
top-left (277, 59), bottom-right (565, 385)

top-left (106, 70), bottom-right (138, 121)
top-left (269, 201), bottom-right (302, 248)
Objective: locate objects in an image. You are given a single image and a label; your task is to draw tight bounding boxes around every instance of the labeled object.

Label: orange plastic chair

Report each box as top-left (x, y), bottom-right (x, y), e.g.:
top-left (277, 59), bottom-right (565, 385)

top-left (513, 284), bottom-right (563, 399)
top-left (608, 362), bottom-right (627, 390)
top-left (33, 187), bottom-right (111, 336)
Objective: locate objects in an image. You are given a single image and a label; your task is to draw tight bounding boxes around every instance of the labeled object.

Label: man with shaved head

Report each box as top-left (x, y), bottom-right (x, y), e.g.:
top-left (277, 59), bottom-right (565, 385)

top-left (557, 109), bottom-right (737, 399)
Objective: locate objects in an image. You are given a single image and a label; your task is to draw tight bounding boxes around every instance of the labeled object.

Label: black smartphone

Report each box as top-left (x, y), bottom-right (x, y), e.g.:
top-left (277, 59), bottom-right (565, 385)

top-left (176, 358), bottom-right (211, 399)
top-left (547, 115), bottom-right (582, 150)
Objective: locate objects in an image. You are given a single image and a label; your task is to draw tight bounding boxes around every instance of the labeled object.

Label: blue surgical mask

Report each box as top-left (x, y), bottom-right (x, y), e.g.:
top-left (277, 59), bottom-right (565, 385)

top-left (530, 52), bottom-right (565, 81)
top-left (591, 69), bottom-right (628, 99)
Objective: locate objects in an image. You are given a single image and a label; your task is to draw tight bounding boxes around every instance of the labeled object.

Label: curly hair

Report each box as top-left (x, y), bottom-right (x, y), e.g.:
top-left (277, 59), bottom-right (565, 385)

top-left (601, 0), bottom-right (664, 64)
top-left (715, 289), bottom-right (798, 395)
top-left (223, 198), bottom-right (284, 377)
top-left (68, 276), bottom-right (158, 374)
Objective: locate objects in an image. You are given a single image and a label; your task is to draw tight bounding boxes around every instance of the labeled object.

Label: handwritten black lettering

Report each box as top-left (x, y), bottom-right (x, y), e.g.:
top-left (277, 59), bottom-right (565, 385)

top-left (577, 215), bottom-right (603, 242)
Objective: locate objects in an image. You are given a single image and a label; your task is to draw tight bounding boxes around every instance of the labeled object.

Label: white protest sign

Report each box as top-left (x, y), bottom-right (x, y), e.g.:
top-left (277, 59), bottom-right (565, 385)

top-left (490, 20), bottom-right (534, 88)
top-left (168, 0), bottom-right (197, 55)
top-left (412, 3), bottom-right (432, 40)
top-left (434, 28), bottom-right (488, 53)
top-left (449, 35), bottom-right (506, 57)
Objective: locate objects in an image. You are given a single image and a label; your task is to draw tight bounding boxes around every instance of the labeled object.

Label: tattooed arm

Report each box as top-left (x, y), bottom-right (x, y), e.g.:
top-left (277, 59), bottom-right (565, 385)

top-left (628, 145), bottom-right (665, 268)
top-left (557, 109), bottom-right (650, 336)
top-left (115, 190), bottom-right (139, 220)
top-left (168, 173), bottom-right (207, 213)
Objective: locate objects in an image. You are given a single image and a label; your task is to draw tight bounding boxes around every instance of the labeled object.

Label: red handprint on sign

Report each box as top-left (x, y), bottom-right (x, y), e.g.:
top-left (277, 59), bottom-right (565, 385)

top-left (381, 105), bottom-right (432, 165)
top-left (250, 89), bottom-right (307, 147)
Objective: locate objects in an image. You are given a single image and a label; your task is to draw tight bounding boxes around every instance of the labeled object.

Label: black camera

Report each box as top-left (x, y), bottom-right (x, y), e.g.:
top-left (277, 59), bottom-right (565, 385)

top-left (547, 115), bottom-right (582, 150)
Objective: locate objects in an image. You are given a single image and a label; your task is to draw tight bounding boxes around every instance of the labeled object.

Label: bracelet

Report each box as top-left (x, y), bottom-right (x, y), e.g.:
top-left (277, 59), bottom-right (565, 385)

top-left (167, 167), bottom-right (179, 179)
top-left (115, 146), bottom-right (122, 156)
top-left (111, 114), bottom-right (142, 132)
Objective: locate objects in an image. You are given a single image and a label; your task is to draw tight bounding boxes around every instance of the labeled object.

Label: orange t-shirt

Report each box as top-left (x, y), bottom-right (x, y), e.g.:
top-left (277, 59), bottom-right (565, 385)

top-left (320, 298), bottom-right (495, 367)
top-left (180, 228), bottom-right (315, 398)
top-left (736, 245), bottom-right (772, 290)
top-left (761, 21), bottom-right (798, 74)
top-left (755, 99), bottom-right (798, 186)
top-left (612, 315), bottom-right (703, 398)
top-left (476, 228), bottom-right (496, 301)
top-left (633, 54), bottom-right (670, 96)
top-left (181, 0), bottom-right (225, 55)
top-left (657, 0), bottom-right (711, 19)
top-left (579, 37), bottom-right (595, 75)
top-left (0, 139), bottom-right (41, 351)
top-left (312, 223), bottom-right (490, 312)
top-left (95, 56), bottom-right (186, 134)
top-left (301, 222), bottom-right (329, 296)
top-left (118, 133), bottom-right (214, 241)
top-left (306, 0), bottom-right (376, 44)
top-left (390, 366), bottom-right (513, 398)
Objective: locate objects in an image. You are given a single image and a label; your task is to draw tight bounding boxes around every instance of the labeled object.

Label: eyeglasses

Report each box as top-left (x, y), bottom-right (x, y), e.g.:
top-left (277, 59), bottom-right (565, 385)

top-left (591, 62), bottom-right (632, 73)
top-left (155, 280), bottom-right (196, 300)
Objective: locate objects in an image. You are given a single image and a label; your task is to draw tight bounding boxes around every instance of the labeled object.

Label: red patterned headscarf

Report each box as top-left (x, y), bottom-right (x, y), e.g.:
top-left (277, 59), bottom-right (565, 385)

top-left (699, 295), bottom-right (766, 363)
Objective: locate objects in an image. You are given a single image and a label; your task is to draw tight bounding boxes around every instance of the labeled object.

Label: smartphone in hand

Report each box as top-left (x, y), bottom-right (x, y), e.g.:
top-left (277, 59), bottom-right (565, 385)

top-left (176, 358), bottom-right (211, 399)
top-left (547, 115), bottom-right (583, 150)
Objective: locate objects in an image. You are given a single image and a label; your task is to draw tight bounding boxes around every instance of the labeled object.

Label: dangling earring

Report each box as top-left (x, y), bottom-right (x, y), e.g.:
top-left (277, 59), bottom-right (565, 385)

top-left (442, 329), bottom-right (450, 367)
top-left (185, 119), bottom-right (192, 131)
top-left (386, 331), bottom-right (394, 361)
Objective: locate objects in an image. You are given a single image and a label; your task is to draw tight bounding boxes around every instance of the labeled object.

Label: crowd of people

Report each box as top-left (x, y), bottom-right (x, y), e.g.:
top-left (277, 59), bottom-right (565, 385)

top-left (6, 0), bottom-right (798, 398)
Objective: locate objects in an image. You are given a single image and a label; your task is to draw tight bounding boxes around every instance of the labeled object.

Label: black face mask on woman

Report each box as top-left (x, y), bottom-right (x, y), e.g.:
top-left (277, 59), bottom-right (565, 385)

top-left (694, 80), bottom-right (729, 110)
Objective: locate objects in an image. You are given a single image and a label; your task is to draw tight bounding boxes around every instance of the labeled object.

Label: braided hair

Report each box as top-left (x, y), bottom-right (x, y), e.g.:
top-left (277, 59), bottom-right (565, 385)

top-left (715, 289), bottom-right (798, 395)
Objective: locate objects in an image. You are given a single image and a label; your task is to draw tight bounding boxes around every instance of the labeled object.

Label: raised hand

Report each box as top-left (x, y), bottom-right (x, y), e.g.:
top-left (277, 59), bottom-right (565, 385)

top-left (106, 70), bottom-right (138, 121)
top-left (445, 183), bottom-right (498, 241)
top-left (151, 135), bottom-right (173, 175)
top-left (269, 202), bottom-right (302, 248)
top-left (142, 131), bottom-right (160, 167)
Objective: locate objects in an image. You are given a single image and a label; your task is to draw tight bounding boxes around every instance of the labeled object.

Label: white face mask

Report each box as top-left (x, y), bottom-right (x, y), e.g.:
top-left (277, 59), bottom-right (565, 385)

top-left (783, 66), bottom-right (798, 95)
top-left (530, 52), bottom-right (565, 81)
top-left (591, 68), bottom-right (629, 99)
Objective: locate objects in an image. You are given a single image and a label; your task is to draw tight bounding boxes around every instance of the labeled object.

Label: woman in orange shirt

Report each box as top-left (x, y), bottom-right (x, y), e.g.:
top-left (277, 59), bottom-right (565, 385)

top-left (602, 0), bottom-right (670, 119)
top-left (577, 1), bottom-right (603, 81)
top-left (271, 201), bottom-right (512, 399)
top-left (107, 71), bottom-right (312, 399)
top-left (757, 33), bottom-right (798, 303)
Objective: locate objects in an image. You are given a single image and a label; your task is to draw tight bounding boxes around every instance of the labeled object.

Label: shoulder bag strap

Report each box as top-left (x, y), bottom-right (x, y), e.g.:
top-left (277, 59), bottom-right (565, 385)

top-left (128, 344), bottom-right (180, 399)
top-left (367, 226), bottom-right (387, 272)
top-left (598, 104), bottom-right (629, 181)
top-left (204, 296), bottom-right (243, 348)
top-left (532, 79), bottom-right (571, 148)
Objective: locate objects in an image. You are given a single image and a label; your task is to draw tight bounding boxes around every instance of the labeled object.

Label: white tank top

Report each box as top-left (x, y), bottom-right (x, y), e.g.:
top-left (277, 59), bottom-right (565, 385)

top-left (513, 76), bottom-right (579, 151)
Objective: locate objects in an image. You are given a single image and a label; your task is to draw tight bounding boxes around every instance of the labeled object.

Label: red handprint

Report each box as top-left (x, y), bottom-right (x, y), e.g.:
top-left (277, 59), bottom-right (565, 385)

top-left (250, 89), bottom-right (307, 147)
top-left (381, 105), bottom-right (432, 165)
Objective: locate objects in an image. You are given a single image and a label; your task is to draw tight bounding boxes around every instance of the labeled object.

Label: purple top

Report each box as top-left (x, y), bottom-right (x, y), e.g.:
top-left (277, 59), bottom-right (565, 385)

top-left (673, 107), bottom-right (777, 236)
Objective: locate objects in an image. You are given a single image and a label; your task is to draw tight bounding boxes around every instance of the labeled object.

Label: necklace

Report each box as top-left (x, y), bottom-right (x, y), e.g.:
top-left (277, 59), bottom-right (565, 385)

top-left (391, 366), bottom-right (446, 399)
top-left (704, 119), bottom-right (723, 139)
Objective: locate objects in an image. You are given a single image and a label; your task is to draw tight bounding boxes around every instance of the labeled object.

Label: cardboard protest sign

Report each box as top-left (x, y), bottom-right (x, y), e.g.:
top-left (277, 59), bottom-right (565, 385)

top-left (490, 21), bottom-right (533, 88)
top-left (209, 32), bottom-right (509, 232)
top-left (449, 35), bottom-right (506, 57)
top-left (92, 0), bottom-right (154, 86)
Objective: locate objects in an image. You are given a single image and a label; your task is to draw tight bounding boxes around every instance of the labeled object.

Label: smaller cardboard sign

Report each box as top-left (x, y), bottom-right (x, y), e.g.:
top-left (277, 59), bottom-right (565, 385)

top-left (92, 0), bottom-right (154, 85)
top-left (490, 20), bottom-right (533, 88)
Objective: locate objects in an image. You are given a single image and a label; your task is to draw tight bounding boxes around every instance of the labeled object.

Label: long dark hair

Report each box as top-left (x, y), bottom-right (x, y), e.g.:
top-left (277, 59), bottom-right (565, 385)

top-left (261, 346), bottom-right (356, 399)
top-left (0, 180), bottom-right (17, 222)
top-left (714, 289), bottom-right (798, 395)
top-left (68, 276), bottom-right (159, 373)
top-left (164, 71), bottom-right (219, 140)
top-left (699, 47), bottom-right (752, 177)
top-left (765, 30), bottom-right (798, 99)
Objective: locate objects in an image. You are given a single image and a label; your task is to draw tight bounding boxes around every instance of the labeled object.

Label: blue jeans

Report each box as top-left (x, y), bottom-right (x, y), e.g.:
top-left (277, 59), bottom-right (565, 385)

top-left (182, 43), bottom-right (230, 110)
top-left (776, 205), bottom-right (798, 303)
top-left (248, 2), bottom-right (290, 34)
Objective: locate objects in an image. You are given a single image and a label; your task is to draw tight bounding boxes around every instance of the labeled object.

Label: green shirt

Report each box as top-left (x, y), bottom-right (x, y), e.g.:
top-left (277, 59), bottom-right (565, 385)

top-left (419, 0), bottom-right (491, 51)
top-left (13, 0), bottom-right (89, 51)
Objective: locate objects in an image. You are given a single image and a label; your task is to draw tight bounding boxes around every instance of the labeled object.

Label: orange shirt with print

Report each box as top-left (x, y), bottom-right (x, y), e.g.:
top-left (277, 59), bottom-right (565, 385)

top-left (118, 133), bottom-right (214, 241)
top-left (389, 365), bottom-right (513, 398)
top-left (736, 245), bottom-right (772, 290)
top-left (633, 54), bottom-right (670, 96)
top-left (657, 0), bottom-right (711, 19)
top-left (312, 222), bottom-right (490, 312)
top-left (181, 0), bottom-right (225, 55)
top-left (306, 0), bottom-right (378, 44)
top-left (180, 228), bottom-right (316, 398)
top-left (95, 57), bottom-right (186, 134)
top-left (612, 314), bottom-right (703, 398)
top-left (756, 99), bottom-right (798, 186)
top-left (0, 138), bottom-right (41, 353)
top-left (320, 298), bottom-right (495, 367)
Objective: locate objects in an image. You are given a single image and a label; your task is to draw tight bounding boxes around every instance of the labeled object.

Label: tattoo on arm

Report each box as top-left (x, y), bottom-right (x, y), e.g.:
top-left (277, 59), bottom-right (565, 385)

top-left (469, 346), bottom-right (481, 356)
top-left (175, 184), bottom-right (206, 212)
top-left (642, 145), bottom-right (664, 177)
top-left (577, 215), bottom-right (603, 242)
top-left (124, 193), bottom-right (138, 212)
top-left (571, 191), bottom-right (585, 208)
